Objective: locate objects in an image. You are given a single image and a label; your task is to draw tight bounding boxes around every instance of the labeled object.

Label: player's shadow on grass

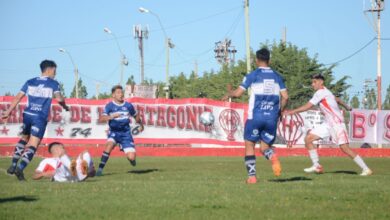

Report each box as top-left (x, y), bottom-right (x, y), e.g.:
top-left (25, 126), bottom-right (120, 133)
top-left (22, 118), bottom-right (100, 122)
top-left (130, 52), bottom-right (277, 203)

top-left (0, 196), bottom-right (38, 203)
top-left (268, 176), bottom-right (312, 183)
top-left (128, 169), bottom-right (160, 174)
top-left (326, 170), bottom-right (358, 175)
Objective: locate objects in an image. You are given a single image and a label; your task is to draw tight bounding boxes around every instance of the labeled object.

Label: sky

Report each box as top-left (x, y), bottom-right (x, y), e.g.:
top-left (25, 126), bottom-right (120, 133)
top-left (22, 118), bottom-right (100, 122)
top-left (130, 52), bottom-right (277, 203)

top-left (0, 0), bottom-right (389, 102)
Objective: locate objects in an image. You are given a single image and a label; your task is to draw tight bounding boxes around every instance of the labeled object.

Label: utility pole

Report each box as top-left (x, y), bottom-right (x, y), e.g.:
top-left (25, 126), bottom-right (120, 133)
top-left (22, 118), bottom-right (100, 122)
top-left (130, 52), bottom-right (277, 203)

top-left (282, 26), bottom-right (287, 45)
top-left (244, 0), bottom-right (251, 73)
top-left (364, 0), bottom-right (384, 110)
top-left (214, 38), bottom-right (237, 65)
top-left (95, 83), bottom-right (100, 100)
top-left (364, 0), bottom-right (384, 148)
top-left (133, 25), bottom-right (149, 84)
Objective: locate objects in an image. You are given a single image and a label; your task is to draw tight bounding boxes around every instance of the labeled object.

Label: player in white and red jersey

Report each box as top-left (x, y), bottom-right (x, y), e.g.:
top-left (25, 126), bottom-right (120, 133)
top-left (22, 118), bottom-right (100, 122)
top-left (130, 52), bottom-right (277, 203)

top-left (33, 142), bottom-right (95, 182)
top-left (284, 73), bottom-right (372, 176)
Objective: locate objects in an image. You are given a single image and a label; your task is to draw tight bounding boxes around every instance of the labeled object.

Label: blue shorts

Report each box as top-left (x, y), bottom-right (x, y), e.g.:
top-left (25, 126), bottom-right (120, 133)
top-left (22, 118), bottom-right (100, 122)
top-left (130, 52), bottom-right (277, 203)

top-left (244, 118), bottom-right (278, 145)
top-left (22, 113), bottom-right (48, 139)
top-left (107, 131), bottom-right (135, 153)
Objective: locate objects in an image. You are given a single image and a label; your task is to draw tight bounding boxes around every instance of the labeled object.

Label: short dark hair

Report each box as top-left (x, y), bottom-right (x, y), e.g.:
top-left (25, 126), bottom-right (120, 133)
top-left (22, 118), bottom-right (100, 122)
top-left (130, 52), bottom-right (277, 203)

top-left (311, 73), bottom-right (325, 81)
top-left (48, 142), bottom-right (63, 153)
top-left (40, 60), bottom-right (57, 73)
top-left (111, 85), bottom-right (123, 94)
top-left (256, 48), bottom-right (270, 62)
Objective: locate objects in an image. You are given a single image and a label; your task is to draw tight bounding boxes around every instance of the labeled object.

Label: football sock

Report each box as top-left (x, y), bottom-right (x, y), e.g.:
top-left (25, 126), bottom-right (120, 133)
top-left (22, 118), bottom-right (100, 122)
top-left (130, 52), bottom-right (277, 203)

top-left (11, 139), bottom-right (27, 168)
top-left (353, 155), bottom-right (369, 170)
top-left (128, 159), bottom-right (136, 167)
top-left (98, 151), bottom-right (110, 171)
top-left (18, 146), bottom-right (37, 171)
top-left (308, 149), bottom-right (320, 167)
top-left (263, 148), bottom-right (274, 160)
top-left (245, 155), bottom-right (256, 176)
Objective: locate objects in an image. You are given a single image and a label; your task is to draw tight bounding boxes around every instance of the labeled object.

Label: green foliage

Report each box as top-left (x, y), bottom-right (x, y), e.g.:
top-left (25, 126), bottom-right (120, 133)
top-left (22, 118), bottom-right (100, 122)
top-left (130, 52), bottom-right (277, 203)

top-left (59, 82), bottom-right (66, 98)
top-left (91, 92), bottom-right (111, 100)
top-left (126, 75), bottom-right (136, 86)
top-left (350, 95), bottom-right (360, 109)
top-left (169, 41), bottom-right (351, 108)
top-left (383, 84), bottom-right (390, 110)
top-left (70, 78), bottom-right (88, 98)
top-left (363, 88), bottom-right (377, 109)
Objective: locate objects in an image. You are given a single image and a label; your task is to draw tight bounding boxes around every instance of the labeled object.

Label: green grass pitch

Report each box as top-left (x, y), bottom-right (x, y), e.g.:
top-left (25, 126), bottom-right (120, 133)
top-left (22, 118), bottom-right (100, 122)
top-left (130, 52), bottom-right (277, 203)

top-left (1, 156), bottom-right (389, 220)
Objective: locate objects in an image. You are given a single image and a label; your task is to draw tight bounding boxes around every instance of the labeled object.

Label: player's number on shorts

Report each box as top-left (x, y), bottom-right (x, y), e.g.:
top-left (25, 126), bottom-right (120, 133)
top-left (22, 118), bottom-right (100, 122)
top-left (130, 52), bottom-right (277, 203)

top-left (71, 128), bottom-right (92, 137)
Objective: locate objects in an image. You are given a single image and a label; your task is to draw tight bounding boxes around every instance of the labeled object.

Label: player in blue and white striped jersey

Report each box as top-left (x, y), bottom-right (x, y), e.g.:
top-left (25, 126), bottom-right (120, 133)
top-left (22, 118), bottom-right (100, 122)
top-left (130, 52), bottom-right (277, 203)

top-left (1, 60), bottom-right (69, 181)
top-left (96, 85), bottom-right (144, 176)
top-left (222, 48), bottom-right (289, 184)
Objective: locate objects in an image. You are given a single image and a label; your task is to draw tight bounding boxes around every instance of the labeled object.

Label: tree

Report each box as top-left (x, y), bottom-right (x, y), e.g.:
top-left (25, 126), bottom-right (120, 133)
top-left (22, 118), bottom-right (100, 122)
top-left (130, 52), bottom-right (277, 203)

top-left (363, 88), bottom-right (377, 109)
top-left (383, 84), bottom-right (390, 110)
top-left (70, 78), bottom-right (88, 98)
top-left (4, 91), bottom-right (13, 96)
top-left (91, 92), bottom-right (111, 100)
top-left (126, 75), bottom-right (136, 86)
top-left (59, 82), bottom-right (66, 98)
top-left (350, 95), bottom-right (360, 109)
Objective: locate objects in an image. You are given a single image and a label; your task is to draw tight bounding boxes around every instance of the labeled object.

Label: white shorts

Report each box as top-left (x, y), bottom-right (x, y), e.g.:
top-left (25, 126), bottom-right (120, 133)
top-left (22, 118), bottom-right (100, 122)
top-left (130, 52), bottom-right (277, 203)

top-left (309, 123), bottom-right (349, 145)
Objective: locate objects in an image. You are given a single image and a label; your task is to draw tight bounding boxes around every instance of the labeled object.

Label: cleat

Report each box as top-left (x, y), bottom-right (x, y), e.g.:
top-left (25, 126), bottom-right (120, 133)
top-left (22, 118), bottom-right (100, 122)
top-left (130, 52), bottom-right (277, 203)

top-left (246, 176), bottom-right (257, 184)
top-left (304, 165), bottom-right (323, 174)
top-left (70, 159), bottom-right (77, 176)
top-left (360, 169), bottom-right (373, 176)
top-left (96, 169), bottom-right (103, 177)
top-left (271, 155), bottom-right (282, 176)
top-left (129, 160), bottom-right (136, 167)
top-left (15, 168), bottom-right (26, 181)
top-left (7, 165), bottom-right (16, 175)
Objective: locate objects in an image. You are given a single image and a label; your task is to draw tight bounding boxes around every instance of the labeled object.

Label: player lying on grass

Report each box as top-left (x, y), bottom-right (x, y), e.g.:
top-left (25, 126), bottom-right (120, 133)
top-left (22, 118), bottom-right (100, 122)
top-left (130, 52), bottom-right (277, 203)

top-left (1, 60), bottom-right (69, 181)
top-left (96, 85), bottom-right (144, 176)
top-left (222, 48), bottom-right (289, 184)
top-left (283, 73), bottom-right (372, 176)
top-left (33, 142), bottom-right (96, 182)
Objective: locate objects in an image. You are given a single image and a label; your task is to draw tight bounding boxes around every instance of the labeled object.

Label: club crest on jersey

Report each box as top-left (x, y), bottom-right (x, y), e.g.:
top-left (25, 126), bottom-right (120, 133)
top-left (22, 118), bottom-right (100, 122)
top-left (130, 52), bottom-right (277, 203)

top-left (252, 129), bottom-right (259, 137)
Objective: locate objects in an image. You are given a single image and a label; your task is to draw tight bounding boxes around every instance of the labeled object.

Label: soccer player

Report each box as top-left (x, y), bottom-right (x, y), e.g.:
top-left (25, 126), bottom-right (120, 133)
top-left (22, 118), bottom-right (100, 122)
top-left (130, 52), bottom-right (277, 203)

top-left (1, 60), bottom-right (69, 181)
top-left (222, 48), bottom-right (289, 184)
top-left (283, 73), bottom-right (372, 176)
top-left (33, 142), bottom-right (96, 182)
top-left (96, 85), bottom-right (143, 176)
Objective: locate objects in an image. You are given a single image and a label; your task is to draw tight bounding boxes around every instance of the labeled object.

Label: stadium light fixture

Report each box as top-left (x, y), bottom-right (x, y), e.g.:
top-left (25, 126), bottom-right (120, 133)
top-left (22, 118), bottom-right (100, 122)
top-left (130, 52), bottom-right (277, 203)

top-left (138, 6), bottom-right (172, 98)
top-left (58, 48), bottom-right (79, 98)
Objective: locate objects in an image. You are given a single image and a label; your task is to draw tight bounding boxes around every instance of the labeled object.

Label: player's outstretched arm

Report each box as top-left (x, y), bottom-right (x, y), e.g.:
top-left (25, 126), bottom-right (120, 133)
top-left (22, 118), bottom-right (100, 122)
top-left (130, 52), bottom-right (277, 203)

top-left (1, 92), bottom-right (25, 120)
top-left (222, 87), bottom-right (245, 101)
top-left (135, 113), bottom-right (144, 132)
top-left (280, 90), bottom-right (289, 112)
top-left (32, 170), bottom-right (55, 180)
top-left (335, 97), bottom-right (352, 111)
top-left (54, 93), bottom-right (70, 112)
top-left (284, 102), bottom-right (313, 116)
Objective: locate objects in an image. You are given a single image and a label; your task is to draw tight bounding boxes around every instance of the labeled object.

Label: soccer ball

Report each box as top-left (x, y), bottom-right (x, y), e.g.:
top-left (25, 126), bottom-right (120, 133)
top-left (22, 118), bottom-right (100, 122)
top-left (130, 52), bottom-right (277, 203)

top-left (199, 112), bottom-right (215, 126)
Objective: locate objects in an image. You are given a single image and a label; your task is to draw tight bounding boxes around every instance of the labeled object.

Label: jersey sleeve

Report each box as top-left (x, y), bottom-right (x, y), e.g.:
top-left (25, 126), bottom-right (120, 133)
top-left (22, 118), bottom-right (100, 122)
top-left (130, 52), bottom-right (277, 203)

top-left (102, 103), bottom-right (111, 116)
top-left (36, 159), bottom-right (54, 172)
top-left (239, 72), bottom-right (254, 90)
top-left (309, 90), bottom-right (325, 105)
top-left (53, 80), bottom-right (61, 94)
top-left (128, 103), bottom-right (137, 117)
top-left (20, 81), bottom-right (29, 94)
top-left (277, 74), bottom-right (286, 91)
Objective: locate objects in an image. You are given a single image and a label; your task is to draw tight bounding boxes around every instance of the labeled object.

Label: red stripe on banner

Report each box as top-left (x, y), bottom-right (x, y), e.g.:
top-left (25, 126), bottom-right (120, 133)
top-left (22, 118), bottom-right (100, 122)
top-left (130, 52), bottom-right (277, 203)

top-left (0, 137), bottom-right (244, 146)
top-left (1, 146), bottom-right (390, 157)
top-left (0, 96), bottom-right (248, 108)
